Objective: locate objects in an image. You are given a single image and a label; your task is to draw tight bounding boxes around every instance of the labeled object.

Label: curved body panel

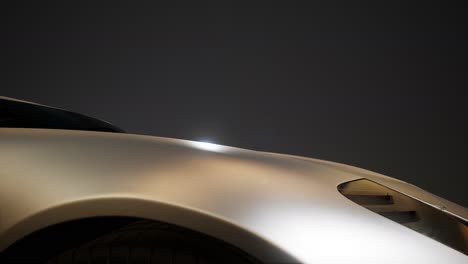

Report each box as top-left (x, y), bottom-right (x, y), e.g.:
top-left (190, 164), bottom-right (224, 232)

top-left (0, 128), bottom-right (466, 263)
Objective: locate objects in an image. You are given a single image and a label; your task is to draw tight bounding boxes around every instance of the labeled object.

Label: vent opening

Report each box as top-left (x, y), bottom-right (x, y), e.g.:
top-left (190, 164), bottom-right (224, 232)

top-left (338, 179), bottom-right (468, 255)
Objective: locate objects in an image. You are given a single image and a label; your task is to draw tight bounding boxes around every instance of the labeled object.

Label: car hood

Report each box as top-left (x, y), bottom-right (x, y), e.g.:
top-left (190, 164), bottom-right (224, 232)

top-left (0, 128), bottom-right (466, 263)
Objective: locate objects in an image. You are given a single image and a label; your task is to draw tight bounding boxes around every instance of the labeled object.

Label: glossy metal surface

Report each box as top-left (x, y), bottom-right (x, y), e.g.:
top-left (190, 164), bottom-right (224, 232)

top-left (0, 128), bottom-right (467, 263)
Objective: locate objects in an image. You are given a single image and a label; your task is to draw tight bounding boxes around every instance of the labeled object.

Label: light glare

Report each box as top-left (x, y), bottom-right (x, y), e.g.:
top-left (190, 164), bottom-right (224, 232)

top-left (190, 141), bottom-right (224, 152)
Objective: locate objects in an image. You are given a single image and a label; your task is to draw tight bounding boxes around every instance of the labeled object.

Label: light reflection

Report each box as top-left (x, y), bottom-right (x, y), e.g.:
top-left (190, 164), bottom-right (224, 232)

top-left (242, 203), bottom-right (454, 264)
top-left (189, 140), bottom-right (225, 152)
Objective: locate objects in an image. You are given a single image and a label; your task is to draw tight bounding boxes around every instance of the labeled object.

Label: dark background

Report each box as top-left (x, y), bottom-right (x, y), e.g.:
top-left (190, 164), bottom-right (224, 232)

top-left (1, 3), bottom-right (467, 206)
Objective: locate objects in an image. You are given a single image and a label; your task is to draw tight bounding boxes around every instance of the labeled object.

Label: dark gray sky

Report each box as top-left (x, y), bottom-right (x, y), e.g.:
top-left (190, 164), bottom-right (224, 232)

top-left (1, 3), bottom-right (467, 206)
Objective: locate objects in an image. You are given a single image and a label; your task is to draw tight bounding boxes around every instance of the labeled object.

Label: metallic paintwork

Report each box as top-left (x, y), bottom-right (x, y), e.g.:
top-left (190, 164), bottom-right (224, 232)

top-left (0, 128), bottom-right (467, 263)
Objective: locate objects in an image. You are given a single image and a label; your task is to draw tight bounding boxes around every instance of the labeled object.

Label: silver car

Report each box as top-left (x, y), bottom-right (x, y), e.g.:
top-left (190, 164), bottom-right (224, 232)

top-left (0, 96), bottom-right (466, 263)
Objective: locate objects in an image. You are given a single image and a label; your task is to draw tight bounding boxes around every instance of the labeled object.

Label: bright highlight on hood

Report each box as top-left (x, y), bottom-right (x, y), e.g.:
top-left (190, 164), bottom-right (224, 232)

top-left (190, 140), bottom-right (225, 152)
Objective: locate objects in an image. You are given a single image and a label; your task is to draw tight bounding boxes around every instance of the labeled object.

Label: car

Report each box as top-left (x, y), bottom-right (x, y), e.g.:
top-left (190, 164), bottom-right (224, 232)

top-left (0, 96), bottom-right (466, 263)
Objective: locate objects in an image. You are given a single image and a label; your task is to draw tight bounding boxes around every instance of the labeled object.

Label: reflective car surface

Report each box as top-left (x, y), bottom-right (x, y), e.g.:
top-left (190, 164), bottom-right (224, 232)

top-left (0, 97), bottom-right (466, 263)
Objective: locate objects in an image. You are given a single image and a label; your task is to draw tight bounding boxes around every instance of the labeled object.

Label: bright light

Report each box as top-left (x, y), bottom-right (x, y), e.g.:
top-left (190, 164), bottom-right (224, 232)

top-left (190, 140), bottom-right (225, 152)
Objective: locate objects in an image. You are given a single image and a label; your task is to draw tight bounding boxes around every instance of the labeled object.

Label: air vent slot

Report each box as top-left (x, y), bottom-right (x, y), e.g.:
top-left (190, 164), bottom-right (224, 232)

top-left (378, 210), bottom-right (419, 224)
top-left (345, 194), bottom-right (394, 206)
top-left (338, 179), bottom-right (467, 255)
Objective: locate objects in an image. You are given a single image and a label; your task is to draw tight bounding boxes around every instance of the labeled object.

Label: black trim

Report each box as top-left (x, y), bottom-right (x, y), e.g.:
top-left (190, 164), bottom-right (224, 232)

top-left (0, 98), bottom-right (124, 133)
